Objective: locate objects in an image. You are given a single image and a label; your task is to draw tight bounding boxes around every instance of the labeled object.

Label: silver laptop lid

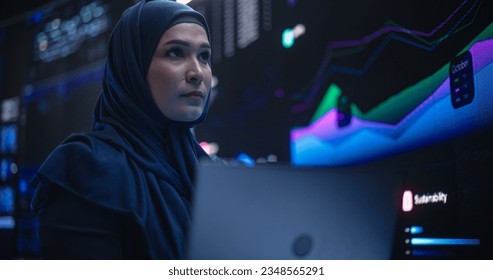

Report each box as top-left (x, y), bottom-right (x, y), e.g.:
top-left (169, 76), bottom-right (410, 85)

top-left (187, 163), bottom-right (402, 260)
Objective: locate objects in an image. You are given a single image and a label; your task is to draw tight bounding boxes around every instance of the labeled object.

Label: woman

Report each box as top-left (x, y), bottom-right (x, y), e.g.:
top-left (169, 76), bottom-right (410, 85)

top-left (30, 0), bottom-right (212, 259)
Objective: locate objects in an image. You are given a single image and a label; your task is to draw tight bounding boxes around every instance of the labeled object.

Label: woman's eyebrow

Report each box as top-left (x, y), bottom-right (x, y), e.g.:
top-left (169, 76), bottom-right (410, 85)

top-left (163, 39), bottom-right (211, 49)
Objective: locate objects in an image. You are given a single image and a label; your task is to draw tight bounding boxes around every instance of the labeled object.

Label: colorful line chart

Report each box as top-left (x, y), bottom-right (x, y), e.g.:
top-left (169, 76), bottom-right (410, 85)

top-left (291, 0), bottom-right (481, 115)
top-left (290, 0), bottom-right (493, 166)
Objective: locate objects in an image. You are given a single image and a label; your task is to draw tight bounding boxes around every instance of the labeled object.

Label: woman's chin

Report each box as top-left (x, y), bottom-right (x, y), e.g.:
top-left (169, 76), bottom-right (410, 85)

top-left (168, 109), bottom-right (203, 122)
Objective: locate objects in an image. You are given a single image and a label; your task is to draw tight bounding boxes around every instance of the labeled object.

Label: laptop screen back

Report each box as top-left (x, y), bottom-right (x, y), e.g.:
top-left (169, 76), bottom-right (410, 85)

top-left (187, 163), bottom-right (402, 260)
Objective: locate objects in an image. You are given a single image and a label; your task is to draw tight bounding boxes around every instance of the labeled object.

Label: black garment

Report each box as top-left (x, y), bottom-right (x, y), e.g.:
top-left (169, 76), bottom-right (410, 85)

top-left (31, 0), bottom-right (211, 259)
top-left (37, 187), bottom-right (146, 259)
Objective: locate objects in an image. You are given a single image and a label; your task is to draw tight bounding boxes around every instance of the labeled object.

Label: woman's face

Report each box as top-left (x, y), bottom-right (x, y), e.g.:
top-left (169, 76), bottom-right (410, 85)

top-left (147, 23), bottom-right (211, 122)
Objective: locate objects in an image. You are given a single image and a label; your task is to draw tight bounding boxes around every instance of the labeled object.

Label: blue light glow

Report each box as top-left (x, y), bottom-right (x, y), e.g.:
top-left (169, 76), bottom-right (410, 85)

top-left (0, 125), bottom-right (17, 153)
top-left (411, 238), bottom-right (480, 246)
top-left (282, 28), bottom-right (294, 48)
top-left (29, 11), bottom-right (44, 24)
top-left (410, 226), bottom-right (424, 234)
top-left (0, 216), bottom-right (15, 229)
top-left (237, 153), bottom-right (255, 166)
top-left (0, 187), bottom-right (14, 213)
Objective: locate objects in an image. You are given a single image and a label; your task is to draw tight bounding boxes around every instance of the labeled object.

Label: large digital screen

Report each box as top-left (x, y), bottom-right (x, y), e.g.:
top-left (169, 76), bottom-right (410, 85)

top-left (194, 0), bottom-right (493, 167)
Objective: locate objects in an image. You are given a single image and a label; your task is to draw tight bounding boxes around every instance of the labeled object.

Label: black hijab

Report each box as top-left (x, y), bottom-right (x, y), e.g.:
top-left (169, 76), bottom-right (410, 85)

top-left (94, 0), bottom-right (211, 195)
top-left (32, 0), bottom-right (211, 259)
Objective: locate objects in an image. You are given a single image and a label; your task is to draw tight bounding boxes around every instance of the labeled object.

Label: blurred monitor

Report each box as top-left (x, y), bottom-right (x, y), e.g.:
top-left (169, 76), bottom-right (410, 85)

top-left (3, 0), bottom-right (136, 167)
top-left (0, 0), bottom-right (136, 259)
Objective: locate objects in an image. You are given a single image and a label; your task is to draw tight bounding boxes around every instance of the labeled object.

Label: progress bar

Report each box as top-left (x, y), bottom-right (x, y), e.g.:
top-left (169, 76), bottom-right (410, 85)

top-left (411, 238), bottom-right (480, 246)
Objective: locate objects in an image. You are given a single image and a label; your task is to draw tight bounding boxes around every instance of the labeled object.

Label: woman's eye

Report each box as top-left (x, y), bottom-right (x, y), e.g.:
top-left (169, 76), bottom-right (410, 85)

top-left (199, 51), bottom-right (211, 63)
top-left (165, 47), bottom-right (183, 58)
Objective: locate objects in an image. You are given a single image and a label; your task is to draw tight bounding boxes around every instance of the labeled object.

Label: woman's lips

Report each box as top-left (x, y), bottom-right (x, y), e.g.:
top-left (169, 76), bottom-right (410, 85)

top-left (181, 91), bottom-right (204, 99)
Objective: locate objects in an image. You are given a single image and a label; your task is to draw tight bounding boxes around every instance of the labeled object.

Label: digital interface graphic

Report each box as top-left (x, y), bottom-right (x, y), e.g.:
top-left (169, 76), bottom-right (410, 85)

top-left (195, 0), bottom-right (493, 167)
top-left (291, 36), bottom-right (493, 165)
top-left (289, 0), bottom-right (493, 166)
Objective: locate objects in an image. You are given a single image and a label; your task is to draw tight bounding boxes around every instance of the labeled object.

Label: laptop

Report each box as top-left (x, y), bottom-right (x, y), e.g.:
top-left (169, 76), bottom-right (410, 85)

top-left (187, 162), bottom-right (402, 260)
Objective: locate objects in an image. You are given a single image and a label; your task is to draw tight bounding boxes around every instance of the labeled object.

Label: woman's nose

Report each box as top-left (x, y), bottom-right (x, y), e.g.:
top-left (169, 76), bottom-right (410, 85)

top-left (185, 58), bottom-right (204, 85)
